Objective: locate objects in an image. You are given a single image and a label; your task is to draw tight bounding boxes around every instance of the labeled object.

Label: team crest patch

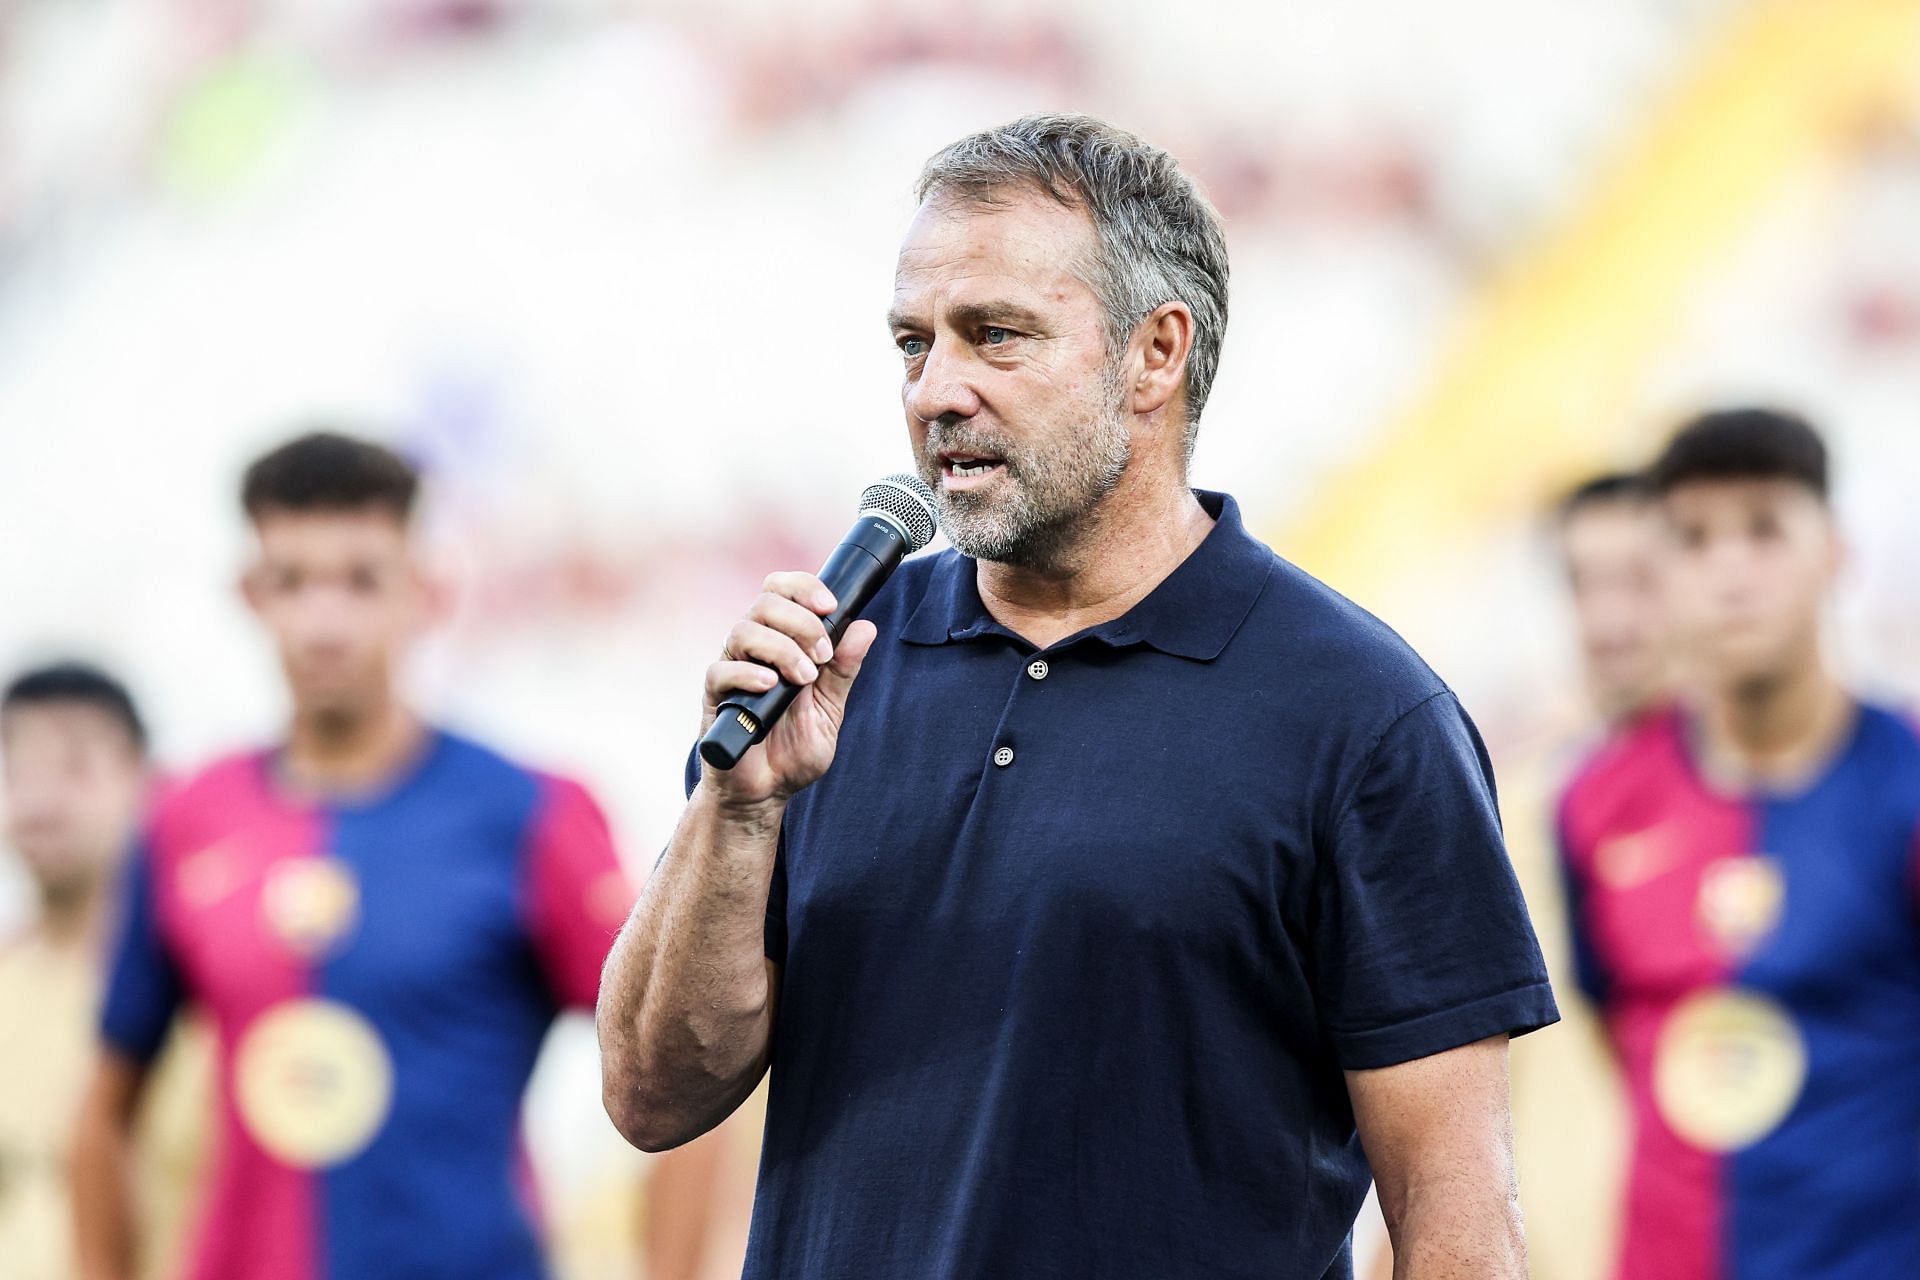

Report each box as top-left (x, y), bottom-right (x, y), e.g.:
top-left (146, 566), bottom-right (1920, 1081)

top-left (234, 998), bottom-right (393, 1168)
top-left (260, 858), bottom-right (360, 958)
top-left (1696, 856), bottom-right (1784, 958)
top-left (1653, 988), bottom-right (1806, 1152)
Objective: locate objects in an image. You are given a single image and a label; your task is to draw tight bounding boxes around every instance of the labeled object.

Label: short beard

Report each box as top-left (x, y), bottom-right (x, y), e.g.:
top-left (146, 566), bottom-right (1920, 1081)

top-left (919, 363), bottom-right (1132, 571)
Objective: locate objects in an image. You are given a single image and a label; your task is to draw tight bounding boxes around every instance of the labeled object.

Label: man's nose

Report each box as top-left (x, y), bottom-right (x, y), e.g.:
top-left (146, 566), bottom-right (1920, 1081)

top-left (906, 341), bottom-right (983, 425)
top-left (289, 593), bottom-right (359, 646)
top-left (1702, 538), bottom-right (1759, 590)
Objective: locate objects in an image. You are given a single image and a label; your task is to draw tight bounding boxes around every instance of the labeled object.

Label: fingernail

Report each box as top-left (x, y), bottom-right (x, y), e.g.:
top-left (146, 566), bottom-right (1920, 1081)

top-left (817, 592), bottom-right (837, 613)
top-left (798, 659), bottom-right (818, 682)
top-left (813, 637), bottom-right (833, 663)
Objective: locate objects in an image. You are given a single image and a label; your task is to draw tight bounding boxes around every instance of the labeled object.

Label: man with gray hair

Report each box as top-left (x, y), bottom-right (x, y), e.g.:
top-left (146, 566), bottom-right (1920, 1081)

top-left (599, 114), bottom-right (1555, 1279)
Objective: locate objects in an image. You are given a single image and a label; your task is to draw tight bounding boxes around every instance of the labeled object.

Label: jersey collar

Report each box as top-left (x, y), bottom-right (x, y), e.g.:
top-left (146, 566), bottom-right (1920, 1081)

top-left (899, 489), bottom-right (1274, 661)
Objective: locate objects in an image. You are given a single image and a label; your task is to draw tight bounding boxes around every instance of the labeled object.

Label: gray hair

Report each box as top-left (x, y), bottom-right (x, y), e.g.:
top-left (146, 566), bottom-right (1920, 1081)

top-left (915, 114), bottom-right (1231, 454)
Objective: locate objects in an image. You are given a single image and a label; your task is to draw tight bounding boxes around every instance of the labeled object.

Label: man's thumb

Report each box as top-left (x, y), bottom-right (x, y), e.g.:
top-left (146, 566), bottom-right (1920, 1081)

top-left (812, 619), bottom-right (877, 710)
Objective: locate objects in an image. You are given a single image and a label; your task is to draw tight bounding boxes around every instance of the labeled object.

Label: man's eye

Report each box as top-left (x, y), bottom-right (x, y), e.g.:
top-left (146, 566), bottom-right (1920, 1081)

top-left (983, 327), bottom-right (1010, 346)
top-left (900, 337), bottom-right (928, 358)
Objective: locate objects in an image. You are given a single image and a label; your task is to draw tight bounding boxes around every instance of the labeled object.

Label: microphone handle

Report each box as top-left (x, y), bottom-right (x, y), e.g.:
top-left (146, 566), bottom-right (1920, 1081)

top-left (699, 514), bottom-right (909, 770)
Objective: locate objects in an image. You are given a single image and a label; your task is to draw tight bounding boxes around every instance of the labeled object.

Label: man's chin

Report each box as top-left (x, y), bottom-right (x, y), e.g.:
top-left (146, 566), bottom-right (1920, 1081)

top-left (293, 691), bottom-right (378, 734)
top-left (29, 861), bottom-right (105, 911)
top-left (937, 487), bottom-right (1009, 542)
top-left (1710, 642), bottom-right (1796, 694)
top-left (944, 515), bottom-right (1077, 570)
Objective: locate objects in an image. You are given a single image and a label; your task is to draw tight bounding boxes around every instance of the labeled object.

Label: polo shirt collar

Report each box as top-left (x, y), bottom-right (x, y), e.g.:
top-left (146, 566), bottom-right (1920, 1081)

top-left (899, 489), bottom-right (1273, 661)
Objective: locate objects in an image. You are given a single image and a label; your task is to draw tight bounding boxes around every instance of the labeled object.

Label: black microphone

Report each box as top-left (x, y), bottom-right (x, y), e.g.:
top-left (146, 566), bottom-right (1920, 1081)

top-left (699, 473), bottom-right (939, 770)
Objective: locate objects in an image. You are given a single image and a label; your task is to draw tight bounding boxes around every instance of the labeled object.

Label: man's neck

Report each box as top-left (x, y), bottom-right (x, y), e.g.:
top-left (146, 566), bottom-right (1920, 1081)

top-left (975, 472), bottom-right (1213, 650)
top-left (282, 698), bottom-right (427, 797)
top-left (1697, 653), bottom-right (1854, 792)
top-left (34, 883), bottom-right (105, 953)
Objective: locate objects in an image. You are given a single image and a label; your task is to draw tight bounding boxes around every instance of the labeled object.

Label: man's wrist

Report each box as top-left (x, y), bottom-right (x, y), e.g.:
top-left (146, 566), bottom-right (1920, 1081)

top-left (695, 779), bottom-right (787, 838)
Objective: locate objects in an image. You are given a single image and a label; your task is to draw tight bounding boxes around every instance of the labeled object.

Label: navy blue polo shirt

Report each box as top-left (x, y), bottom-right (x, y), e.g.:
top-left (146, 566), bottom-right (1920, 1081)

top-left (686, 490), bottom-right (1556, 1280)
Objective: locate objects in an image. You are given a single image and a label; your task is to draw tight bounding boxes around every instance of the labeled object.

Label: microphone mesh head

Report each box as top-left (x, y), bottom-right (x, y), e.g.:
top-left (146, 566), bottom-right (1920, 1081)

top-left (858, 473), bottom-right (939, 553)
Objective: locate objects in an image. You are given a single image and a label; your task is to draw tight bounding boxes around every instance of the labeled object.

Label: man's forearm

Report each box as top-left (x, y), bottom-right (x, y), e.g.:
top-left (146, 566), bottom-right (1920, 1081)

top-left (1387, 1185), bottom-right (1526, 1280)
top-left (1349, 1036), bottom-right (1527, 1280)
top-left (71, 1084), bottom-right (138, 1280)
top-left (598, 783), bottom-right (783, 1151)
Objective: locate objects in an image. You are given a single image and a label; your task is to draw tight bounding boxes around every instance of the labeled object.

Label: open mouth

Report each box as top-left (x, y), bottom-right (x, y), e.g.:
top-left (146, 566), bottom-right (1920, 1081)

top-left (939, 452), bottom-right (1006, 482)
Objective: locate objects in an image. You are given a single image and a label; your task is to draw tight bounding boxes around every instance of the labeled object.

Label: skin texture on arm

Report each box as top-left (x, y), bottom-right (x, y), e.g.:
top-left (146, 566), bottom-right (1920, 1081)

top-left (70, 1049), bottom-right (150, 1280)
top-left (596, 569), bottom-right (878, 1153)
top-left (1347, 1036), bottom-right (1526, 1280)
top-left (598, 787), bottom-right (785, 1152)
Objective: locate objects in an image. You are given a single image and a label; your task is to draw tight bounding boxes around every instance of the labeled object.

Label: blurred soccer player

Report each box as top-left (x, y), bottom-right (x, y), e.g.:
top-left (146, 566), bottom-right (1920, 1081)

top-left (1497, 474), bottom-right (1673, 1280)
top-left (0, 664), bottom-right (149, 1280)
top-left (1558, 409), bottom-right (1920, 1279)
top-left (1557, 472), bottom-right (1671, 726)
top-left (70, 432), bottom-right (634, 1280)
top-left (1369, 477), bottom-right (1673, 1280)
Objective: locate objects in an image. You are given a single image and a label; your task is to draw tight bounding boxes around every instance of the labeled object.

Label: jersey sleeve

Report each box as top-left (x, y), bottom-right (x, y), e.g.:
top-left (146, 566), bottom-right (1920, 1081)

top-left (526, 777), bottom-right (633, 1011)
top-left (684, 744), bottom-right (787, 965)
top-left (99, 838), bottom-right (186, 1063)
top-left (1909, 810), bottom-right (1920, 914)
top-left (1309, 692), bottom-right (1560, 1071)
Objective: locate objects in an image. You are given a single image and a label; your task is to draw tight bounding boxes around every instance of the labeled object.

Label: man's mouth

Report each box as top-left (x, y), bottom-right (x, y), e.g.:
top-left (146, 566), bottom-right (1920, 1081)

top-left (939, 452), bottom-right (1006, 481)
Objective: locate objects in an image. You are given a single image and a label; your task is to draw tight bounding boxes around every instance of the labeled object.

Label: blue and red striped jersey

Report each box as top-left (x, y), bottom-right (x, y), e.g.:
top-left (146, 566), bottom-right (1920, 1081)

top-left (100, 730), bottom-right (633, 1280)
top-left (1558, 702), bottom-right (1920, 1280)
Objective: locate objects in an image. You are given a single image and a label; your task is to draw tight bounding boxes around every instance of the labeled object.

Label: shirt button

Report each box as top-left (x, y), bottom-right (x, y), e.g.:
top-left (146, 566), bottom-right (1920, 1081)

top-left (993, 746), bottom-right (1015, 768)
top-left (1026, 659), bottom-right (1050, 681)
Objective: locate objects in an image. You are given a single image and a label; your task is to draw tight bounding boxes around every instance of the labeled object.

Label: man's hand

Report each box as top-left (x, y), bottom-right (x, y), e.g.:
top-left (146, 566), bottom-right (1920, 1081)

top-left (599, 571), bottom-right (876, 1153)
top-left (701, 571), bottom-right (878, 808)
top-left (1346, 1036), bottom-right (1526, 1280)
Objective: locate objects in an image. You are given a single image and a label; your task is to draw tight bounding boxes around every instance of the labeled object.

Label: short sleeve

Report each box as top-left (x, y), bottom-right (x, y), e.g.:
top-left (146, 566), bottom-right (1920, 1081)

top-left (100, 839), bottom-right (185, 1063)
top-left (1553, 796), bottom-right (1613, 1006)
top-left (526, 777), bottom-right (633, 1011)
top-left (1311, 693), bottom-right (1559, 1071)
top-left (684, 744), bottom-right (787, 965)
top-left (1909, 818), bottom-right (1920, 915)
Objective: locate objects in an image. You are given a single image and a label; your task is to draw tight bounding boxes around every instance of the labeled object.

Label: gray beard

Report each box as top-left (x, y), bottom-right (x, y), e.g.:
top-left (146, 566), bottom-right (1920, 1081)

top-left (919, 387), bottom-right (1132, 571)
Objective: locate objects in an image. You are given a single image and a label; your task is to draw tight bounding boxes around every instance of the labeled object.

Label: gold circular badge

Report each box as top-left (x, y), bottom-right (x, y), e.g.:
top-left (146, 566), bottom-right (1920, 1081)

top-left (261, 858), bottom-right (360, 958)
top-left (1697, 856), bottom-right (1785, 958)
top-left (1653, 988), bottom-right (1805, 1152)
top-left (234, 999), bottom-right (393, 1168)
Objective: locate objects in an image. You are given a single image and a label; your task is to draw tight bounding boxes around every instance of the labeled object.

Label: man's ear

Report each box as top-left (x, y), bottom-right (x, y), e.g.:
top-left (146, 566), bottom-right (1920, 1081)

top-left (413, 559), bottom-right (456, 628)
top-left (238, 565), bottom-right (265, 617)
top-left (1129, 301), bottom-right (1194, 419)
top-left (1825, 519), bottom-right (1849, 584)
